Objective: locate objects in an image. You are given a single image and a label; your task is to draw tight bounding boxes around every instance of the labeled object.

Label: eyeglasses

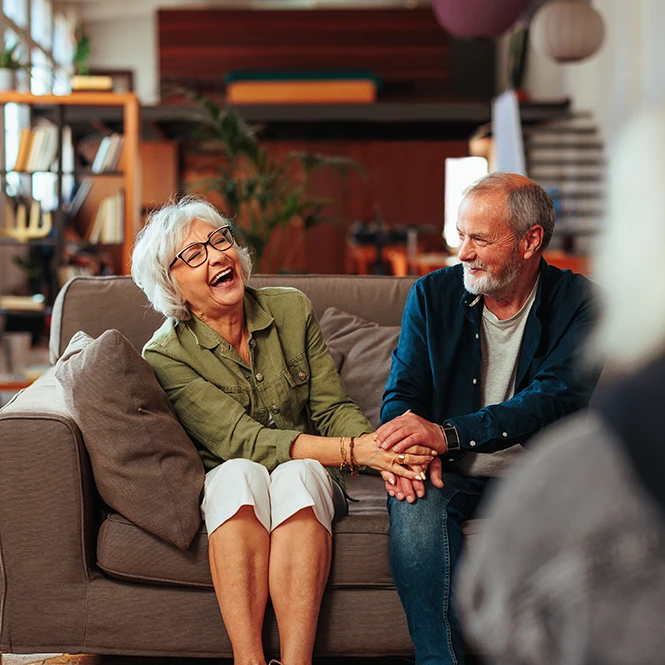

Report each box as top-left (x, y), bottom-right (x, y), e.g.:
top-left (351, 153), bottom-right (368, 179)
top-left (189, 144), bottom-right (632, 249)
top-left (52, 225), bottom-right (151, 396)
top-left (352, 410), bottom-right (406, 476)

top-left (169, 226), bottom-right (234, 269)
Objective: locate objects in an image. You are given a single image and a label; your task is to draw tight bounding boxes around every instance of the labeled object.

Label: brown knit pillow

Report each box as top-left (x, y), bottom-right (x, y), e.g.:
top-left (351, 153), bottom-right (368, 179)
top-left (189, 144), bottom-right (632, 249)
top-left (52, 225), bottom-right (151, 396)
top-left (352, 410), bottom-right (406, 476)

top-left (55, 329), bottom-right (204, 550)
top-left (320, 307), bottom-right (400, 429)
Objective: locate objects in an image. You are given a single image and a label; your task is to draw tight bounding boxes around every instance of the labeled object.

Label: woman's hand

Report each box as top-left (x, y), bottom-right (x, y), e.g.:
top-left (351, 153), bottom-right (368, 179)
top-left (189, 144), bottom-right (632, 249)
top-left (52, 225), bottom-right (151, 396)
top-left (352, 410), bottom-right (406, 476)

top-left (353, 433), bottom-right (436, 481)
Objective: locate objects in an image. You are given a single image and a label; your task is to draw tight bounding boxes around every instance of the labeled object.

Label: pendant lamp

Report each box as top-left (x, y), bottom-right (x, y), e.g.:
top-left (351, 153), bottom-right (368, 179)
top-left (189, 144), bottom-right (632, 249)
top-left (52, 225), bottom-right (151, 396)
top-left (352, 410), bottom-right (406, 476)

top-left (431, 0), bottom-right (528, 39)
top-left (530, 0), bottom-right (605, 62)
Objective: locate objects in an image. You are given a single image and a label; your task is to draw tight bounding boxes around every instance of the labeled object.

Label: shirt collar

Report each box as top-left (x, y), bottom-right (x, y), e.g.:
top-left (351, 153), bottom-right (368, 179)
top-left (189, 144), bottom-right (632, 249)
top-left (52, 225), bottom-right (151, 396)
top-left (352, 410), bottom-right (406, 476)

top-left (184, 287), bottom-right (274, 350)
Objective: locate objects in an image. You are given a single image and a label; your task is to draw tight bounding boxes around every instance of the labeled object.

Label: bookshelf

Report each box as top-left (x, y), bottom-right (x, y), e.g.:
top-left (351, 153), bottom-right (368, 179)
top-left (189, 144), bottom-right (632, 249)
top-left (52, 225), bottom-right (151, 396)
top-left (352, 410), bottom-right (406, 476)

top-left (0, 92), bottom-right (140, 302)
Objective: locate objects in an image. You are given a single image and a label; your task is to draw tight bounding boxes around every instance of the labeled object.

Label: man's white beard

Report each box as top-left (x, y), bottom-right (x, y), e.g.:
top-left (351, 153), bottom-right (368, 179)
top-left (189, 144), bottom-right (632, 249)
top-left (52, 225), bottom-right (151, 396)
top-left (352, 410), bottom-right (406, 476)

top-left (462, 257), bottom-right (522, 297)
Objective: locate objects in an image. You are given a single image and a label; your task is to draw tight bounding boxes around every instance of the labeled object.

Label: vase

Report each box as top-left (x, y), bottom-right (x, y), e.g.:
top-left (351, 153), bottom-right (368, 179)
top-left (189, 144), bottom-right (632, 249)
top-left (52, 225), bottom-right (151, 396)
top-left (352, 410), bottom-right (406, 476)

top-left (0, 68), bottom-right (15, 91)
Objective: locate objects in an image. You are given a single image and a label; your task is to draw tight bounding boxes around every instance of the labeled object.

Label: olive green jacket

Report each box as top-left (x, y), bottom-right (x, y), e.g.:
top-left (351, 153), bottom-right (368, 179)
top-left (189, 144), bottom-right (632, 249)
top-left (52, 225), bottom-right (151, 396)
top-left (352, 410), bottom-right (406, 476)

top-left (144, 286), bottom-right (372, 472)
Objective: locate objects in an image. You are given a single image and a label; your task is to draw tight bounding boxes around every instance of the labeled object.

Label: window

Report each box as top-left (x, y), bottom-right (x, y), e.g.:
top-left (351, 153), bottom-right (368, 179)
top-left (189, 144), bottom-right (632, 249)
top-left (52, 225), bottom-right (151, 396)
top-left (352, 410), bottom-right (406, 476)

top-left (30, 0), bottom-right (52, 49)
top-left (52, 12), bottom-right (73, 67)
top-left (443, 157), bottom-right (489, 250)
top-left (3, 0), bottom-right (26, 28)
top-left (2, 2), bottom-right (74, 94)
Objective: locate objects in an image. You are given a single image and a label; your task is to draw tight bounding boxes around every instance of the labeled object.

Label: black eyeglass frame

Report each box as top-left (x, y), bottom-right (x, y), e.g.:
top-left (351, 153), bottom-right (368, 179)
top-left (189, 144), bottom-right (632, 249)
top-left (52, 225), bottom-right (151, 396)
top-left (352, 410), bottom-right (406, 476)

top-left (169, 226), bottom-right (234, 269)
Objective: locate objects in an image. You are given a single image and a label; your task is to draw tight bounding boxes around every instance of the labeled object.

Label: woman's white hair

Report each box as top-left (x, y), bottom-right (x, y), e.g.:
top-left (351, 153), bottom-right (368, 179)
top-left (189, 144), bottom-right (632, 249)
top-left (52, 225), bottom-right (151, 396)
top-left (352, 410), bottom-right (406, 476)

top-left (131, 195), bottom-right (253, 320)
top-left (591, 104), bottom-right (665, 371)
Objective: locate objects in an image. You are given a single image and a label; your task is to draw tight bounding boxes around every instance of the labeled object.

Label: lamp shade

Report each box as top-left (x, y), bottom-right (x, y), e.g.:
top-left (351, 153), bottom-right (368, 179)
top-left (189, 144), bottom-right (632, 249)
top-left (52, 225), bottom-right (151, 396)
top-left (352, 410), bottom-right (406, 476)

top-left (431, 0), bottom-right (528, 39)
top-left (530, 1), bottom-right (605, 63)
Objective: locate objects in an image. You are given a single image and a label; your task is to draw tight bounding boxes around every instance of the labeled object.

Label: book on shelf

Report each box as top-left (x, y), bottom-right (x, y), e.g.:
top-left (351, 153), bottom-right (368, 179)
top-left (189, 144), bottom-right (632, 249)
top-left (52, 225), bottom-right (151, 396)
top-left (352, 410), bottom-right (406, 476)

top-left (91, 133), bottom-right (123, 173)
top-left (87, 191), bottom-right (124, 244)
top-left (66, 178), bottom-right (93, 217)
top-left (70, 74), bottom-right (114, 92)
top-left (23, 123), bottom-right (59, 173)
top-left (103, 134), bottom-right (124, 172)
top-left (226, 80), bottom-right (378, 104)
top-left (13, 128), bottom-right (34, 171)
top-left (225, 70), bottom-right (380, 104)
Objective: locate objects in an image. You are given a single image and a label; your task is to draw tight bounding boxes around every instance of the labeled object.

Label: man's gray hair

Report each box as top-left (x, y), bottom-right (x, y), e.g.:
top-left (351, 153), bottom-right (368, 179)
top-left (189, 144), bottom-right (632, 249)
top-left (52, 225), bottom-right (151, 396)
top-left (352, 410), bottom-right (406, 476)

top-left (131, 195), bottom-right (253, 321)
top-left (466, 172), bottom-right (556, 250)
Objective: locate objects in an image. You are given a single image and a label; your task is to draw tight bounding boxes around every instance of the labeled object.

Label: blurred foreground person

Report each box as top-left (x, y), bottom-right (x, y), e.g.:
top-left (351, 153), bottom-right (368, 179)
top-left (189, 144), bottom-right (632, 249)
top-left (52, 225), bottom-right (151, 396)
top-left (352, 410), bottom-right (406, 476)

top-left (458, 106), bottom-right (665, 665)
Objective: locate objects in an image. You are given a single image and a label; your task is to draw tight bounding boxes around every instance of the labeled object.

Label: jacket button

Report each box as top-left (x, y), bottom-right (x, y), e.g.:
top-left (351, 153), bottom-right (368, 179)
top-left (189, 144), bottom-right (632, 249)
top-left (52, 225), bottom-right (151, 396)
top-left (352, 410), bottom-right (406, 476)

top-left (255, 373), bottom-right (264, 382)
top-left (249, 338), bottom-right (256, 348)
top-left (470, 440), bottom-right (476, 447)
top-left (472, 378), bottom-right (477, 385)
top-left (271, 405), bottom-right (280, 414)
top-left (298, 371), bottom-right (307, 380)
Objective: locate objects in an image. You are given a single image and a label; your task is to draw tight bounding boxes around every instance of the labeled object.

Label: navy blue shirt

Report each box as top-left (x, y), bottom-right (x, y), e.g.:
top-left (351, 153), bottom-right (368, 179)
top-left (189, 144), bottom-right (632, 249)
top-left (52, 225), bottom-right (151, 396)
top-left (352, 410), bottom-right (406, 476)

top-left (381, 260), bottom-right (601, 455)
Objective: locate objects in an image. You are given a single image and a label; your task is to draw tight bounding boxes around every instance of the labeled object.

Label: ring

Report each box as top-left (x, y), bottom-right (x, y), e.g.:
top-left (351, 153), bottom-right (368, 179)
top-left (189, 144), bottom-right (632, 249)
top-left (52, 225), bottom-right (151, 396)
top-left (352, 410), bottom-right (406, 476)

top-left (398, 453), bottom-right (405, 463)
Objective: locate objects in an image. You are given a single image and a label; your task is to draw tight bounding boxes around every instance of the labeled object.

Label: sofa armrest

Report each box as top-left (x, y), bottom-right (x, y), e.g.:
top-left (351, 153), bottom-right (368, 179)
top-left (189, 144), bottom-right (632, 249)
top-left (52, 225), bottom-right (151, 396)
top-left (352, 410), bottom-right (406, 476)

top-left (0, 369), bottom-right (100, 650)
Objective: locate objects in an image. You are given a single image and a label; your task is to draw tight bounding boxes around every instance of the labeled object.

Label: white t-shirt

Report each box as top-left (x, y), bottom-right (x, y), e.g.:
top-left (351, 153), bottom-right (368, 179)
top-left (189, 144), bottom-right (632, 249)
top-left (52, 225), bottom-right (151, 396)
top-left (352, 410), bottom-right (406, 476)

top-left (452, 278), bottom-right (539, 477)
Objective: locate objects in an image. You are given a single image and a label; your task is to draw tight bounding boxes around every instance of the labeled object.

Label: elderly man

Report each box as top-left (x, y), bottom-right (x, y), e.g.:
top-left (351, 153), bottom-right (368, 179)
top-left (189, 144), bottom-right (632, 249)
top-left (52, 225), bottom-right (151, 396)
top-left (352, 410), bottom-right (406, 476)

top-left (457, 107), bottom-right (665, 665)
top-left (377, 172), bottom-right (601, 665)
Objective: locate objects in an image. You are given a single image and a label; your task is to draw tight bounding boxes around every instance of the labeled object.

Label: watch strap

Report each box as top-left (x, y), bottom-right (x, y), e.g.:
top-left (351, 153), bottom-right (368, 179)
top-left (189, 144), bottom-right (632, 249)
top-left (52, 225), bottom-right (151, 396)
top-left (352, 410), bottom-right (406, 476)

top-left (441, 422), bottom-right (461, 452)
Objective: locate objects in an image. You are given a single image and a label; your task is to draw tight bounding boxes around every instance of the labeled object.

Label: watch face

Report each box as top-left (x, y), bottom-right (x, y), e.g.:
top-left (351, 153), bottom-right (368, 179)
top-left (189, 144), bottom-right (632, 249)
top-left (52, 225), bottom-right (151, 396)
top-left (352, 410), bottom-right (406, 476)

top-left (444, 424), bottom-right (460, 450)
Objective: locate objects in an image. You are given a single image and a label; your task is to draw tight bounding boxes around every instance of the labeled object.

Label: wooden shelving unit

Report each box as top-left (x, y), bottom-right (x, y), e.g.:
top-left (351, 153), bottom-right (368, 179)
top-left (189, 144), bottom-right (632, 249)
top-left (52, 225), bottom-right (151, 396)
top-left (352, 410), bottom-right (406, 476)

top-left (0, 92), bottom-right (140, 301)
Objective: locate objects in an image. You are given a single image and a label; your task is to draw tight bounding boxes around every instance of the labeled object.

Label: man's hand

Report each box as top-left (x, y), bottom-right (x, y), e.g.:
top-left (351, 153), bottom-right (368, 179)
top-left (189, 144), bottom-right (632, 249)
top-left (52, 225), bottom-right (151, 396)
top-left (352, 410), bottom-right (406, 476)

top-left (376, 411), bottom-right (448, 455)
top-left (383, 456), bottom-right (444, 501)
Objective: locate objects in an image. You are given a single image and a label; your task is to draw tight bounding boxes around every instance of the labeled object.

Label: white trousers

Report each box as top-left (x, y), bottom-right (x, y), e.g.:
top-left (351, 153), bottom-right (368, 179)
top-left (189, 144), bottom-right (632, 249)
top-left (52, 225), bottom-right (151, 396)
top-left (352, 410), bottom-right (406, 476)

top-left (201, 458), bottom-right (338, 537)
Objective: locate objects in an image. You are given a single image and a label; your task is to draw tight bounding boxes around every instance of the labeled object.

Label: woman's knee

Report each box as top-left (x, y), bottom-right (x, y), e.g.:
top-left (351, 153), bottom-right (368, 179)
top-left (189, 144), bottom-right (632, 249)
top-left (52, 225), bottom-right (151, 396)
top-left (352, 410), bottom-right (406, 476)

top-left (271, 459), bottom-right (332, 495)
top-left (270, 459), bottom-right (336, 534)
top-left (202, 459), bottom-right (271, 534)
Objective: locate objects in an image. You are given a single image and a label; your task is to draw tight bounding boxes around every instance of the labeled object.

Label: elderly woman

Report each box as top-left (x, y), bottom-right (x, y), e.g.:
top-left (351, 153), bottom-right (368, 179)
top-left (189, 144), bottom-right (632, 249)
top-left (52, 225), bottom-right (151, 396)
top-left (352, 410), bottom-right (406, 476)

top-left (131, 196), bottom-right (431, 665)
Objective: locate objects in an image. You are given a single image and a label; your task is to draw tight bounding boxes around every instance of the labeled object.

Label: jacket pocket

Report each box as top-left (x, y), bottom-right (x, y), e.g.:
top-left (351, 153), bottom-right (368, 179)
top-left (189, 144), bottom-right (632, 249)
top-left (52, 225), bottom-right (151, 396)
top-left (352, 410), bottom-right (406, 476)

top-left (282, 354), bottom-right (311, 423)
top-left (284, 354), bottom-right (311, 389)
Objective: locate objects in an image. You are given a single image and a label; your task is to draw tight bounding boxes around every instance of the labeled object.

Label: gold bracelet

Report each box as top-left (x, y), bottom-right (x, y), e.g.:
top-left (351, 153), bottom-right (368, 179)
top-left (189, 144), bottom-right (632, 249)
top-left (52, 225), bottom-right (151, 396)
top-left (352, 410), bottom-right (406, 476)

top-left (348, 436), bottom-right (360, 478)
top-left (339, 436), bottom-right (348, 474)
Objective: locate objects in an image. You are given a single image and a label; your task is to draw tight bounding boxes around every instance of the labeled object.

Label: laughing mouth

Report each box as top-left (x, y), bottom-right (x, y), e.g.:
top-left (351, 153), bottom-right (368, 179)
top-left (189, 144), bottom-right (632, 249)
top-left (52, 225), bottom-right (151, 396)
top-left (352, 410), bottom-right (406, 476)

top-left (210, 267), bottom-right (234, 286)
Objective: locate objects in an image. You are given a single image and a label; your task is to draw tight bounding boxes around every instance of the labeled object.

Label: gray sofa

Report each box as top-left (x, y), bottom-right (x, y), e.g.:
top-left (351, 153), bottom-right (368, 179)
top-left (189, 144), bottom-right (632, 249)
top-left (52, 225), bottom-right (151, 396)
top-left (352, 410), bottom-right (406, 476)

top-left (0, 274), bottom-right (477, 659)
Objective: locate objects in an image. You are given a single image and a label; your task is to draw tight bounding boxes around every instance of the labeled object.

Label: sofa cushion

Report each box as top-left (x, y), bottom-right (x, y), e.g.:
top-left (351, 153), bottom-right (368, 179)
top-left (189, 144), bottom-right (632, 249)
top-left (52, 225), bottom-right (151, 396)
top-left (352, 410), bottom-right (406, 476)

top-left (319, 307), bottom-right (400, 429)
top-left (97, 473), bottom-right (482, 590)
top-left (54, 329), bottom-right (205, 550)
top-left (98, 473), bottom-right (395, 589)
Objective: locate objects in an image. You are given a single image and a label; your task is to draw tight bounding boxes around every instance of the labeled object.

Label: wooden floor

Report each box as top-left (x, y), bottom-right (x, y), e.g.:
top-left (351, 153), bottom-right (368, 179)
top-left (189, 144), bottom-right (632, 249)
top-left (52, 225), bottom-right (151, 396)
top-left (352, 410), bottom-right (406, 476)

top-left (3, 656), bottom-right (487, 665)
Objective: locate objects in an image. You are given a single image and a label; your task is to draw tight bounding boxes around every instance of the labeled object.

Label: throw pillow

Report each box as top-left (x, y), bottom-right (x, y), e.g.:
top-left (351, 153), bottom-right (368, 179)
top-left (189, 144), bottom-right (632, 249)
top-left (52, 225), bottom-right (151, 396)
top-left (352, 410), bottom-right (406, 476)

top-left (55, 329), bottom-right (204, 550)
top-left (319, 307), bottom-right (400, 429)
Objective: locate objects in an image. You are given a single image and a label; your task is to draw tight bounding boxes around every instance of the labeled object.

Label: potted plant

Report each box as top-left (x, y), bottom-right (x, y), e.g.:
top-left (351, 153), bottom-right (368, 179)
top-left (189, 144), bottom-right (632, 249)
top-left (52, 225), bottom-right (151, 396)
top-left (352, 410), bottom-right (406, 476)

top-left (0, 39), bottom-right (26, 91)
top-left (187, 91), bottom-right (364, 273)
top-left (72, 25), bottom-right (91, 76)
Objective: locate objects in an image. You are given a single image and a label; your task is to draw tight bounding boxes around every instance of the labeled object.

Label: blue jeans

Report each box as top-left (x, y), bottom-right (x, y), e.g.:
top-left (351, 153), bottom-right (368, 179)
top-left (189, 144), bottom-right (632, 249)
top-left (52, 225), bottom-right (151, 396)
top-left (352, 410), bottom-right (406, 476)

top-left (388, 472), bottom-right (489, 665)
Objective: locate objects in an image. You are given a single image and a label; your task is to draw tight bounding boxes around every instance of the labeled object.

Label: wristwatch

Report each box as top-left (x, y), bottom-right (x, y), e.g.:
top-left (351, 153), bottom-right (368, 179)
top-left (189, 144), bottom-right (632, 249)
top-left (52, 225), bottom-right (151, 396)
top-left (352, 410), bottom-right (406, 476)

top-left (440, 422), bottom-right (461, 452)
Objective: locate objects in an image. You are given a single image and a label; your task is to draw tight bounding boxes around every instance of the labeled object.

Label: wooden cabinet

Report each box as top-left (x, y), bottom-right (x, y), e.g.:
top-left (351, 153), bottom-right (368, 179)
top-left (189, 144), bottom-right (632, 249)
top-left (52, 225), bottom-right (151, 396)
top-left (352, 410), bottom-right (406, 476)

top-left (0, 92), bottom-right (140, 301)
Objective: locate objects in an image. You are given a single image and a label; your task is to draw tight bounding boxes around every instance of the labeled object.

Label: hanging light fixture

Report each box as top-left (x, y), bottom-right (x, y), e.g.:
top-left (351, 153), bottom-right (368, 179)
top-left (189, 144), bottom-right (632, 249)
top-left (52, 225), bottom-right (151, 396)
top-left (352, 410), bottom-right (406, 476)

top-left (530, 0), bottom-right (605, 63)
top-left (431, 0), bottom-right (528, 39)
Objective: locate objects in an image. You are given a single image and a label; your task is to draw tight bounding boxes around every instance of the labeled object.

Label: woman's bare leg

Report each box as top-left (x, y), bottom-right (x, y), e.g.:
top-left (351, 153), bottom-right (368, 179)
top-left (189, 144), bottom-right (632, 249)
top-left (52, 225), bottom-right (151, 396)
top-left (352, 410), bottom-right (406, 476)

top-left (269, 507), bottom-right (332, 665)
top-left (208, 505), bottom-right (270, 665)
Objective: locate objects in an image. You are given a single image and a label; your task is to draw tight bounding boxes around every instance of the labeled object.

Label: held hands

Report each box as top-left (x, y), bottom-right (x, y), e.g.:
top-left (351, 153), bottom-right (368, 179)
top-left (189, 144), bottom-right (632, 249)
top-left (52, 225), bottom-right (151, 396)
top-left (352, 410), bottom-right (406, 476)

top-left (376, 410), bottom-right (448, 455)
top-left (375, 411), bottom-right (447, 502)
top-left (352, 433), bottom-right (436, 482)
